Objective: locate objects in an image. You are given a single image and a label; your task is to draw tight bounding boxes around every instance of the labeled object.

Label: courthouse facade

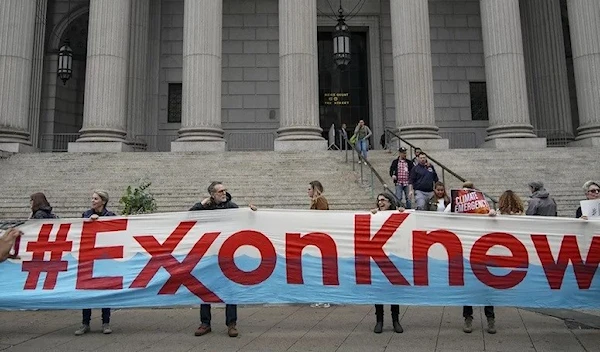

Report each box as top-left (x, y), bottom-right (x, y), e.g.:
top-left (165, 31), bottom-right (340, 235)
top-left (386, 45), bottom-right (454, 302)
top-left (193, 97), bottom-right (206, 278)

top-left (0, 0), bottom-right (599, 152)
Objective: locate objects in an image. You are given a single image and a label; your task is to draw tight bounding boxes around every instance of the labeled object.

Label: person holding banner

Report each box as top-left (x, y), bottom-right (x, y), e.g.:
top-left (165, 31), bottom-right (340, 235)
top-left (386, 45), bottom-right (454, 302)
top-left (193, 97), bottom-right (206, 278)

top-left (426, 182), bottom-right (450, 212)
top-left (308, 180), bottom-right (331, 308)
top-left (370, 192), bottom-right (404, 334)
top-left (30, 192), bottom-right (58, 219)
top-left (75, 190), bottom-right (116, 336)
top-left (190, 181), bottom-right (240, 338)
top-left (576, 181), bottom-right (600, 219)
top-left (0, 228), bottom-right (22, 263)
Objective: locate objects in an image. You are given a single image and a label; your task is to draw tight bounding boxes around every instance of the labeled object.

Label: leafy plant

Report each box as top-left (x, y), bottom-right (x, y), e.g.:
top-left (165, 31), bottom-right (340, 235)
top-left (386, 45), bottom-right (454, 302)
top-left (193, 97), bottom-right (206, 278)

top-left (119, 181), bottom-right (157, 215)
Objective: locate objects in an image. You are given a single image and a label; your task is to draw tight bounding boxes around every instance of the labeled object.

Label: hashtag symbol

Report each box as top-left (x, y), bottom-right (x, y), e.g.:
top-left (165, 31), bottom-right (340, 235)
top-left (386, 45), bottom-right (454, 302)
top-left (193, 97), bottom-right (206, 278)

top-left (21, 223), bottom-right (73, 290)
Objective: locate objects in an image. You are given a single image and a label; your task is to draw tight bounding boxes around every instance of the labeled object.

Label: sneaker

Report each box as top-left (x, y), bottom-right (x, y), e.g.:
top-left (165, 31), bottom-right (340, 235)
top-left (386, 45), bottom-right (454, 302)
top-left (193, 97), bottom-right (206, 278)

top-left (74, 324), bottom-right (90, 336)
top-left (392, 320), bottom-right (404, 333)
top-left (373, 321), bottom-right (383, 334)
top-left (487, 317), bottom-right (496, 334)
top-left (322, 303), bottom-right (331, 308)
top-left (194, 324), bottom-right (212, 336)
top-left (310, 303), bottom-right (320, 308)
top-left (228, 323), bottom-right (239, 337)
top-left (463, 316), bottom-right (473, 333)
top-left (102, 323), bottom-right (112, 334)
top-left (357, 161), bottom-right (362, 164)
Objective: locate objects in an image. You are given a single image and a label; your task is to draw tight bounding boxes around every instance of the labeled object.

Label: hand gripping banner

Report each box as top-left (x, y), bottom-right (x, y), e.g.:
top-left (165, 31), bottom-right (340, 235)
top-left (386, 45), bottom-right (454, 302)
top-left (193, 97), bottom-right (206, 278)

top-left (0, 209), bottom-right (599, 310)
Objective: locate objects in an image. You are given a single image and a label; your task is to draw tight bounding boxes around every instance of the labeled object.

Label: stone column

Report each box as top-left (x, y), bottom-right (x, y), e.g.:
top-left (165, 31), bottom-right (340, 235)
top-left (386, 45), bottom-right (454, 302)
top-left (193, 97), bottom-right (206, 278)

top-left (127, 0), bottom-right (150, 150)
top-left (28, 0), bottom-right (48, 150)
top-left (0, 0), bottom-right (36, 153)
top-left (274, 0), bottom-right (326, 151)
top-left (521, 0), bottom-right (573, 144)
top-left (69, 0), bottom-right (132, 152)
top-left (567, 0), bottom-right (600, 147)
top-left (389, 0), bottom-right (448, 150)
top-left (480, 0), bottom-right (545, 148)
top-left (171, 0), bottom-right (225, 152)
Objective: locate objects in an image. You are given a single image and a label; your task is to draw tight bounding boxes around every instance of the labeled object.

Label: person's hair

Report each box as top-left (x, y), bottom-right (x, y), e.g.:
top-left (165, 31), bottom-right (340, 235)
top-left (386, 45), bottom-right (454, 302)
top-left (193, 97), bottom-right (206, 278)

top-left (309, 181), bottom-right (324, 197)
top-left (583, 180), bottom-right (600, 192)
top-left (30, 192), bottom-right (50, 213)
top-left (376, 192), bottom-right (397, 210)
top-left (208, 181), bottom-right (223, 195)
top-left (498, 190), bottom-right (524, 215)
top-left (462, 181), bottom-right (474, 189)
top-left (414, 147), bottom-right (421, 151)
top-left (417, 152), bottom-right (427, 157)
top-left (94, 190), bottom-right (109, 207)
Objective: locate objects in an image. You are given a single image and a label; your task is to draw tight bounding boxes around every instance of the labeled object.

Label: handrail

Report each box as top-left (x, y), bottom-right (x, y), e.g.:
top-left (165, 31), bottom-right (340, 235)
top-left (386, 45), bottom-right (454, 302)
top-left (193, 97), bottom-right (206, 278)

top-left (340, 134), bottom-right (403, 207)
top-left (384, 129), bottom-right (498, 207)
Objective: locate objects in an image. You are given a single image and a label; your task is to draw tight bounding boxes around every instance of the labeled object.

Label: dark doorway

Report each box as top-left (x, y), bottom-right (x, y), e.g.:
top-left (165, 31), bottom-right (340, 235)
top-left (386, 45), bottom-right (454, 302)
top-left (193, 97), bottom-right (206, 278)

top-left (318, 30), bottom-right (370, 144)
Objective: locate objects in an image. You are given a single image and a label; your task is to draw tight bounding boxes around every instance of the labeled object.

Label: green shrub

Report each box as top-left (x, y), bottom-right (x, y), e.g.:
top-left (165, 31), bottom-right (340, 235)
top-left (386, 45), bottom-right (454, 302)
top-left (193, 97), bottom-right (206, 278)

top-left (119, 181), bottom-right (157, 215)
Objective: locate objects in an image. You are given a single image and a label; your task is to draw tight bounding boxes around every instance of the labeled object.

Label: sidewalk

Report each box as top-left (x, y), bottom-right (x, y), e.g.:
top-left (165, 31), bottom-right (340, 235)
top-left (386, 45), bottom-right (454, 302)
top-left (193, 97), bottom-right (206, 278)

top-left (0, 305), bottom-right (597, 351)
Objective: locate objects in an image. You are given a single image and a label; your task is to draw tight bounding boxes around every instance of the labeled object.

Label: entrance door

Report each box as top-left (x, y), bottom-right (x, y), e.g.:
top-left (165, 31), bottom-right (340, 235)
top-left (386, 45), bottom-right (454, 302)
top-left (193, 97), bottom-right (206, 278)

top-left (317, 31), bottom-right (370, 147)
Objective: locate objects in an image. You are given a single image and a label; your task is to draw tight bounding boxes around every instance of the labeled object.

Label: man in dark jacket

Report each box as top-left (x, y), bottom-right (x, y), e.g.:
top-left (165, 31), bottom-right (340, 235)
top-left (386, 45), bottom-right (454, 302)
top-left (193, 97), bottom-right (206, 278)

top-left (409, 152), bottom-right (439, 210)
top-left (526, 181), bottom-right (557, 216)
top-left (190, 181), bottom-right (239, 338)
top-left (389, 147), bottom-right (413, 208)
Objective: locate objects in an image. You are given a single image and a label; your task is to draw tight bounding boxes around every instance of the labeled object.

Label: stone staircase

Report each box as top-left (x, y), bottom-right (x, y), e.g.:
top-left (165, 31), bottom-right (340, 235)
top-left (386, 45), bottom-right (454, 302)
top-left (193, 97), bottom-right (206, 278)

top-left (365, 148), bottom-right (599, 217)
top-left (0, 152), bottom-right (375, 220)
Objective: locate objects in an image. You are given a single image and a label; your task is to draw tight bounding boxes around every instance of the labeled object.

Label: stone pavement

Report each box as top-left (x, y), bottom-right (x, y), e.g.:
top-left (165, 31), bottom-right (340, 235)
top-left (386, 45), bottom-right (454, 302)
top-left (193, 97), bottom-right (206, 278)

top-left (0, 305), bottom-right (598, 352)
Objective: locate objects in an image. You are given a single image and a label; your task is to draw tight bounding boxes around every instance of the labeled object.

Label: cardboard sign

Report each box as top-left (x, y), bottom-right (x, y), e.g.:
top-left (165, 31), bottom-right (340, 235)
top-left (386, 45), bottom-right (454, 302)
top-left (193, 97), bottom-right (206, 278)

top-left (450, 189), bottom-right (491, 214)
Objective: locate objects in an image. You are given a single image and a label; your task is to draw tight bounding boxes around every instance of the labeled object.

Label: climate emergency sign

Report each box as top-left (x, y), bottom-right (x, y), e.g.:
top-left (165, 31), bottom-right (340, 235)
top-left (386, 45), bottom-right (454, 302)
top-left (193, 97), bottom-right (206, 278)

top-left (0, 209), bottom-right (599, 310)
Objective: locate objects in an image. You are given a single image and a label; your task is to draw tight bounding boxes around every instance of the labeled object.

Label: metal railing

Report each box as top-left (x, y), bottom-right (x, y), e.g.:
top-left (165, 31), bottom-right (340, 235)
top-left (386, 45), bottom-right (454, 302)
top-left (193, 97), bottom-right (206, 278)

top-left (533, 129), bottom-right (573, 147)
top-left (41, 133), bottom-right (79, 152)
top-left (384, 129), bottom-right (498, 208)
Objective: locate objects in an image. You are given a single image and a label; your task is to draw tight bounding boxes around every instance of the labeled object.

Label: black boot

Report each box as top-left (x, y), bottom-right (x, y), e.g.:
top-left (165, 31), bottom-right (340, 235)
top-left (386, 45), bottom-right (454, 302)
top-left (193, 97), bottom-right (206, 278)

top-left (392, 320), bottom-right (403, 333)
top-left (374, 321), bottom-right (383, 333)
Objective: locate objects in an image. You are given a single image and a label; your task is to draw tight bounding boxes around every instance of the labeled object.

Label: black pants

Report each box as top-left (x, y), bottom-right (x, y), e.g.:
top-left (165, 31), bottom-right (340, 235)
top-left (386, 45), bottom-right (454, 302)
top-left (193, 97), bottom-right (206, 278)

top-left (200, 304), bottom-right (237, 326)
top-left (463, 306), bottom-right (494, 319)
top-left (82, 308), bottom-right (111, 325)
top-left (374, 304), bottom-right (400, 322)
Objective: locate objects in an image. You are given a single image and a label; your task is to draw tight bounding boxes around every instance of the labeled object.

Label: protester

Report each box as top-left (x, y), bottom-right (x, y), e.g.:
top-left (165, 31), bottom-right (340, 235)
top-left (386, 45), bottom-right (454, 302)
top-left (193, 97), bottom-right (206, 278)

top-left (308, 180), bottom-right (331, 308)
top-left (190, 181), bottom-right (239, 337)
top-left (411, 147), bottom-right (423, 166)
top-left (576, 180), bottom-right (600, 219)
top-left (526, 181), bottom-right (557, 216)
top-left (75, 190), bottom-right (116, 336)
top-left (353, 120), bottom-right (372, 163)
top-left (426, 182), bottom-right (450, 212)
top-left (370, 192), bottom-right (404, 334)
top-left (30, 192), bottom-right (57, 219)
top-left (389, 147), bottom-right (413, 209)
top-left (0, 228), bottom-right (22, 262)
top-left (409, 152), bottom-right (439, 210)
top-left (495, 190), bottom-right (525, 215)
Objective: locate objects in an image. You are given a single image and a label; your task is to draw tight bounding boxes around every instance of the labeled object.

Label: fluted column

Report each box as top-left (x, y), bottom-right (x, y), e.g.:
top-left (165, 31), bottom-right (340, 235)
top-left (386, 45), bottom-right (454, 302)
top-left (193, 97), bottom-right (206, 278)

top-left (127, 0), bottom-right (150, 150)
top-left (27, 0), bottom-right (48, 150)
top-left (69, 0), bottom-right (132, 152)
top-left (480, 0), bottom-right (545, 148)
top-left (0, 0), bottom-right (36, 152)
top-left (521, 0), bottom-right (573, 143)
top-left (389, 0), bottom-right (447, 150)
top-left (567, 0), bottom-right (600, 147)
top-left (172, 0), bottom-right (225, 152)
top-left (274, 0), bottom-right (326, 151)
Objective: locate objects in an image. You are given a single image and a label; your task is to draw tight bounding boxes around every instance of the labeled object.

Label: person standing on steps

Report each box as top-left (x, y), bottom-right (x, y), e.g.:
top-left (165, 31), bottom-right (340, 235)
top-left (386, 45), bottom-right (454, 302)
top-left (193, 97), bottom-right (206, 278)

top-left (190, 181), bottom-right (240, 338)
top-left (30, 193), bottom-right (57, 219)
top-left (409, 152), bottom-right (439, 210)
top-left (75, 190), bottom-right (116, 336)
top-left (389, 147), bottom-right (413, 209)
top-left (369, 192), bottom-right (405, 334)
top-left (526, 181), bottom-right (557, 216)
top-left (353, 120), bottom-right (372, 163)
top-left (576, 181), bottom-right (600, 219)
top-left (307, 180), bottom-right (331, 308)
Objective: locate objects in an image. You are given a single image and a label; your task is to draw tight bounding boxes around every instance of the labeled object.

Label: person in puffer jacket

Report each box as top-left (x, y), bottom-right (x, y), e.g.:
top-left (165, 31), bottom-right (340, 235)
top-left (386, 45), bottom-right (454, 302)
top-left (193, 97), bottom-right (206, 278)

top-left (526, 181), bottom-right (557, 216)
top-left (30, 192), bottom-right (57, 219)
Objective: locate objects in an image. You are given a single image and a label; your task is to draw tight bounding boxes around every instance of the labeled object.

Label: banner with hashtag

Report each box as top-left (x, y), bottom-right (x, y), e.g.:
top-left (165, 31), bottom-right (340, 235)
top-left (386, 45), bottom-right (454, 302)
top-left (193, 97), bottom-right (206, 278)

top-left (0, 209), bottom-right (599, 310)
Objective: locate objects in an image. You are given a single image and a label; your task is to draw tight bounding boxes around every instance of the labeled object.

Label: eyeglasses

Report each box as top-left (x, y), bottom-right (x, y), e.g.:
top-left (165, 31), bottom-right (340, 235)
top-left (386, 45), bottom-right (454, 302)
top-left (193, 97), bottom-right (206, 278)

top-left (588, 189), bottom-right (600, 194)
top-left (377, 198), bottom-right (389, 202)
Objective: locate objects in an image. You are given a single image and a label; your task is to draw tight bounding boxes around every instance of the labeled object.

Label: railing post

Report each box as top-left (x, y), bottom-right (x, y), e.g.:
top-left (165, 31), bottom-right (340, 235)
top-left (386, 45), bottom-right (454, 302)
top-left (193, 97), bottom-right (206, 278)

top-left (370, 169), bottom-right (374, 198)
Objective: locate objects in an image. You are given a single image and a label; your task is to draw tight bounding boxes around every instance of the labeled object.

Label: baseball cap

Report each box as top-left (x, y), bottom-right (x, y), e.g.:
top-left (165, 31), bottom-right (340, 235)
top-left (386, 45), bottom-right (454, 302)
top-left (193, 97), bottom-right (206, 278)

top-left (398, 147), bottom-right (407, 153)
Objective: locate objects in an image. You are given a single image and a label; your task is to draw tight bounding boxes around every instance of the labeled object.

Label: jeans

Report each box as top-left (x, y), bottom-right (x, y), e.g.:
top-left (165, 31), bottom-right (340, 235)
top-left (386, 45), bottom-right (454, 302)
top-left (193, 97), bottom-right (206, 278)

top-left (358, 139), bottom-right (369, 160)
top-left (375, 304), bottom-right (400, 322)
top-left (395, 184), bottom-right (411, 209)
top-left (82, 308), bottom-right (110, 325)
top-left (463, 306), bottom-right (495, 319)
top-left (415, 190), bottom-right (433, 210)
top-left (200, 304), bottom-right (237, 326)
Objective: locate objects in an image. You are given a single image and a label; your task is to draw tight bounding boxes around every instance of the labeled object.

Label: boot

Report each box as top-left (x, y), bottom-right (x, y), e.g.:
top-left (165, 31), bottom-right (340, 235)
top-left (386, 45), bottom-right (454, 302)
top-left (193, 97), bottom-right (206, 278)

top-left (194, 324), bottom-right (211, 336)
top-left (228, 323), bottom-right (239, 337)
top-left (373, 321), bottom-right (383, 334)
top-left (392, 320), bottom-right (404, 333)
top-left (463, 316), bottom-right (473, 333)
top-left (487, 317), bottom-right (496, 334)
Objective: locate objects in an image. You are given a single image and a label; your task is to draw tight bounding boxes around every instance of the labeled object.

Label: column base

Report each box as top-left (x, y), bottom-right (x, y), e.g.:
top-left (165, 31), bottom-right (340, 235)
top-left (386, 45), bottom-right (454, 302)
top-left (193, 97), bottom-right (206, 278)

top-left (481, 137), bottom-right (547, 149)
top-left (0, 142), bottom-right (35, 153)
top-left (68, 141), bottom-right (133, 153)
top-left (274, 139), bottom-right (327, 151)
top-left (395, 138), bottom-right (449, 151)
top-left (568, 137), bottom-right (600, 147)
top-left (171, 140), bottom-right (226, 152)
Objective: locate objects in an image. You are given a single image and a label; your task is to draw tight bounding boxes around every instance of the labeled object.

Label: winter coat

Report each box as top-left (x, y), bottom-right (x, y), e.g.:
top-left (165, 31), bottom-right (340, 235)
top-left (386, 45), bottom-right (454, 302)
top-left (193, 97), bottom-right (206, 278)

top-left (82, 208), bottom-right (116, 218)
top-left (526, 189), bottom-right (557, 216)
top-left (32, 205), bottom-right (57, 219)
top-left (189, 192), bottom-right (239, 211)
